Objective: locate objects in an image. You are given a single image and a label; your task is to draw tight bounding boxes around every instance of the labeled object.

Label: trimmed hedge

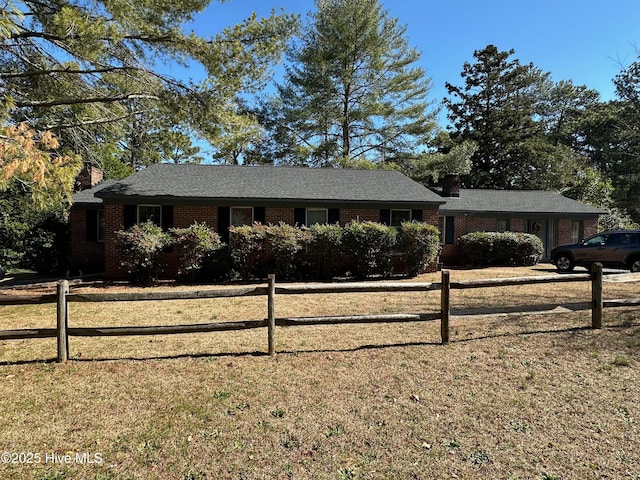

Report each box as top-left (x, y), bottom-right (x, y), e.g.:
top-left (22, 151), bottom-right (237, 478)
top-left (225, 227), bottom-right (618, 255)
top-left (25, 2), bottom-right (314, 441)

top-left (116, 221), bottom-right (170, 284)
top-left (458, 231), bottom-right (543, 266)
top-left (117, 220), bottom-right (441, 283)
top-left (300, 223), bottom-right (344, 280)
top-left (398, 221), bottom-right (441, 276)
top-left (223, 220), bottom-right (441, 280)
top-left (171, 222), bottom-right (222, 281)
top-left (228, 224), bottom-right (265, 280)
top-left (342, 221), bottom-right (397, 277)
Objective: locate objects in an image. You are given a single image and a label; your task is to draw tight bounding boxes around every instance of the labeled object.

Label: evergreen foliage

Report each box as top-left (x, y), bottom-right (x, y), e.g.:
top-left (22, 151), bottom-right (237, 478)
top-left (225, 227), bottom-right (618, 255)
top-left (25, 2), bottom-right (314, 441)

top-left (171, 222), bottom-right (222, 280)
top-left (214, 221), bottom-right (439, 281)
top-left (270, 0), bottom-right (436, 167)
top-left (444, 45), bottom-right (588, 190)
top-left (397, 221), bottom-right (441, 276)
top-left (1, 0), bottom-right (297, 172)
top-left (301, 223), bottom-right (344, 280)
top-left (342, 221), bottom-right (397, 277)
top-left (458, 231), bottom-right (543, 267)
top-left (115, 221), bottom-right (169, 284)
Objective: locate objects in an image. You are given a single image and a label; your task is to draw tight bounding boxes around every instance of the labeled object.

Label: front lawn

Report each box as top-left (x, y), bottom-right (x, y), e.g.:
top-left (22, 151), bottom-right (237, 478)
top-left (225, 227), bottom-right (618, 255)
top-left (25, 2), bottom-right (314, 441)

top-left (1, 266), bottom-right (638, 479)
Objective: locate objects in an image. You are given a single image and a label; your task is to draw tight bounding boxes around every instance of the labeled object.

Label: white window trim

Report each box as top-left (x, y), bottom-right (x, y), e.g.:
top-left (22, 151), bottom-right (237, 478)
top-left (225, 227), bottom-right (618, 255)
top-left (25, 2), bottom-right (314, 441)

top-left (137, 204), bottom-right (162, 226)
top-left (306, 208), bottom-right (328, 226)
top-left (230, 206), bottom-right (254, 227)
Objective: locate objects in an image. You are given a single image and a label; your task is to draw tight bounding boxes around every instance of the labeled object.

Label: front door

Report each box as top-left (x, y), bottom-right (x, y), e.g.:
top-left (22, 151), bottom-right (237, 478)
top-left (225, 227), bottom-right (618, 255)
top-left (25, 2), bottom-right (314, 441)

top-left (528, 219), bottom-right (558, 260)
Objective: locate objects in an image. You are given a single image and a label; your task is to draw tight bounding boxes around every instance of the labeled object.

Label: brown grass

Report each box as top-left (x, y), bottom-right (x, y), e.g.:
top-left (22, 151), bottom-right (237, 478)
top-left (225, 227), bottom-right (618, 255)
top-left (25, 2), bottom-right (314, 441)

top-left (1, 266), bottom-right (639, 479)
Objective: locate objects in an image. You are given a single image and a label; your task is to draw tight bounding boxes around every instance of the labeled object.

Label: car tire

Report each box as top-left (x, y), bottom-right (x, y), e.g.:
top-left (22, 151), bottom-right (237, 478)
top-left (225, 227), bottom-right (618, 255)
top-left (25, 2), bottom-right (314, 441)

top-left (555, 255), bottom-right (574, 272)
top-left (630, 257), bottom-right (640, 273)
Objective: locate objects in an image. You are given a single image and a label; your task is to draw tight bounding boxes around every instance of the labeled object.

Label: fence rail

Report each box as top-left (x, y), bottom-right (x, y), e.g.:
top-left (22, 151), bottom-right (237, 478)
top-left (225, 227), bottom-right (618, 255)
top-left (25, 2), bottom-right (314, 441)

top-left (1, 263), bottom-right (639, 362)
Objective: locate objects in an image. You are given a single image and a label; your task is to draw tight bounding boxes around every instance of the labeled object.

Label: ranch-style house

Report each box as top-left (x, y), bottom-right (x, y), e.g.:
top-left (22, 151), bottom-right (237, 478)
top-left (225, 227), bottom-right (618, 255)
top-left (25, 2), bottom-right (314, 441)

top-left (70, 165), bottom-right (604, 278)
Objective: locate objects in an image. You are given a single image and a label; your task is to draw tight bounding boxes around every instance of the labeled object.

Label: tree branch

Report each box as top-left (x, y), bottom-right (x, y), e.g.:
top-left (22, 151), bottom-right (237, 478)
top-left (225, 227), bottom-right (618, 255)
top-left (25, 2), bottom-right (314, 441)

top-left (14, 94), bottom-right (159, 108)
top-left (0, 65), bottom-right (138, 79)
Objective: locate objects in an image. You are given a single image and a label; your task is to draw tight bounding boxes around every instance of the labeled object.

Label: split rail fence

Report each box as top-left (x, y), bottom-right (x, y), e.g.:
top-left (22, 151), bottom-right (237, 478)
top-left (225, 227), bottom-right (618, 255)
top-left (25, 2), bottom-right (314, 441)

top-left (1, 263), bottom-right (639, 362)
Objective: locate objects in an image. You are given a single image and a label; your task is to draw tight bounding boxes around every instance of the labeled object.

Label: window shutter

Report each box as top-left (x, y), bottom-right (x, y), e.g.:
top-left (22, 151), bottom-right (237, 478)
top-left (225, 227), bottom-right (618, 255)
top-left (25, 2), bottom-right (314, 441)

top-left (254, 206), bottom-right (266, 225)
top-left (411, 209), bottom-right (423, 222)
top-left (445, 216), bottom-right (455, 244)
top-left (161, 205), bottom-right (173, 231)
top-left (123, 204), bottom-right (136, 229)
top-left (86, 210), bottom-right (98, 242)
top-left (218, 206), bottom-right (230, 243)
top-left (380, 209), bottom-right (391, 225)
top-left (328, 208), bottom-right (340, 224)
top-left (294, 208), bottom-right (306, 226)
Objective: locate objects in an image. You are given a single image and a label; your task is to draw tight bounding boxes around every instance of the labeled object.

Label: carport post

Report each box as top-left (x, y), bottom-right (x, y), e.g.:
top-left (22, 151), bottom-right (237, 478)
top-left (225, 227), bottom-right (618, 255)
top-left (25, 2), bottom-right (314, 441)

top-left (56, 279), bottom-right (69, 362)
top-left (591, 263), bottom-right (603, 329)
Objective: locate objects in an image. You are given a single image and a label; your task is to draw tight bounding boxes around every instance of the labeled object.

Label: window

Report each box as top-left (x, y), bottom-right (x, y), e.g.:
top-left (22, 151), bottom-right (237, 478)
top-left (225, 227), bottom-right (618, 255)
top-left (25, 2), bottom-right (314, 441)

top-left (583, 234), bottom-right (607, 246)
top-left (571, 220), bottom-right (583, 243)
top-left (138, 205), bottom-right (162, 226)
top-left (390, 209), bottom-right (411, 227)
top-left (86, 209), bottom-right (104, 242)
top-left (306, 208), bottom-right (328, 226)
top-left (230, 206), bottom-right (254, 226)
top-left (439, 216), bottom-right (455, 244)
top-left (496, 219), bottom-right (510, 232)
top-left (97, 210), bottom-right (104, 242)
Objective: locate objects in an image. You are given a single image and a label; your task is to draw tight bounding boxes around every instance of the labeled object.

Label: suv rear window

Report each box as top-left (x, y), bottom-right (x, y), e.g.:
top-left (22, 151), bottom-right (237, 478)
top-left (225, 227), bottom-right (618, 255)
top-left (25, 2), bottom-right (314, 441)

top-left (608, 233), bottom-right (640, 245)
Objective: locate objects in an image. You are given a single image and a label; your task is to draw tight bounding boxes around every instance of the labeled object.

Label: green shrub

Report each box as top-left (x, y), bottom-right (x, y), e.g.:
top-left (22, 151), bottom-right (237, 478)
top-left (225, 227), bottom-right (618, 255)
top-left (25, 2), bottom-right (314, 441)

top-left (200, 243), bottom-right (235, 282)
top-left (263, 223), bottom-right (306, 279)
top-left (301, 223), bottom-right (344, 280)
top-left (459, 231), bottom-right (543, 266)
top-left (171, 222), bottom-right (222, 281)
top-left (220, 221), bottom-right (441, 281)
top-left (115, 221), bottom-right (170, 284)
top-left (229, 223), bottom-right (266, 280)
top-left (398, 221), bottom-right (441, 276)
top-left (343, 221), bottom-right (397, 277)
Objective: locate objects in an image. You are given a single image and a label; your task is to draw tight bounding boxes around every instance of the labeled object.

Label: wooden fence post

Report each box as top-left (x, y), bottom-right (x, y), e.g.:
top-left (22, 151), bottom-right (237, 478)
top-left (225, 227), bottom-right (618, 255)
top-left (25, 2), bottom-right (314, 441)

top-left (440, 270), bottom-right (450, 344)
top-left (591, 263), bottom-right (603, 329)
top-left (267, 274), bottom-right (276, 355)
top-left (56, 279), bottom-right (69, 362)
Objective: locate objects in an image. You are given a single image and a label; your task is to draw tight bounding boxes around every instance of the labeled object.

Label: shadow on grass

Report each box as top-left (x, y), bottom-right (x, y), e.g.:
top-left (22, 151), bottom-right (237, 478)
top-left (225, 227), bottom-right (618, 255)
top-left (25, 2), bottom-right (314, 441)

top-left (2, 319), bottom-right (637, 365)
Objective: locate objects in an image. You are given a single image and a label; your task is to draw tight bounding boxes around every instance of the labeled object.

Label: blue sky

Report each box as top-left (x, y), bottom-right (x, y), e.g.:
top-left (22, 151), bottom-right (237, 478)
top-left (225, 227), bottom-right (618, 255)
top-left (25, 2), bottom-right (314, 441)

top-left (187, 0), bottom-right (640, 123)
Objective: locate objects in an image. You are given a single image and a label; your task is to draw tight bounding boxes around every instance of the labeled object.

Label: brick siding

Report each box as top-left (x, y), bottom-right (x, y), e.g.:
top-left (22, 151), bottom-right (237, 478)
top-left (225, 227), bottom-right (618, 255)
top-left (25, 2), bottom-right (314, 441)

top-left (69, 208), bottom-right (104, 274)
top-left (440, 216), bottom-right (600, 266)
top-left (76, 202), bottom-right (598, 278)
top-left (96, 204), bottom-right (441, 279)
top-left (265, 208), bottom-right (295, 225)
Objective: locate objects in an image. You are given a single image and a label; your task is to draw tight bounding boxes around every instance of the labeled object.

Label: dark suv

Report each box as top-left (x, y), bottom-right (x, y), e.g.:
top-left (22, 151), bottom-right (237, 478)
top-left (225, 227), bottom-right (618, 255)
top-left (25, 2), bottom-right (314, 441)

top-left (550, 230), bottom-right (640, 272)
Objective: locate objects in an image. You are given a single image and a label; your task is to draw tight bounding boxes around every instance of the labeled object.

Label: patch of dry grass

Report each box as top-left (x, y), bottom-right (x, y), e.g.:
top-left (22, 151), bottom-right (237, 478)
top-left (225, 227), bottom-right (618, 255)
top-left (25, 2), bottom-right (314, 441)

top-left (1, 266), bottom-right (639, 479)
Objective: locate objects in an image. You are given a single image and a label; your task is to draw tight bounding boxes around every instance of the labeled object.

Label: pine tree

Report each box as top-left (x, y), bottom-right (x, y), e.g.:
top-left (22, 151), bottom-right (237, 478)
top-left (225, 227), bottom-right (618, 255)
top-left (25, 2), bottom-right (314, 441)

top-left (445, 45), bottom-right (577, 190)
top-left (1, 0), bottom-right (296, 174)
top-left (274, 0), bottom-right (436, 167)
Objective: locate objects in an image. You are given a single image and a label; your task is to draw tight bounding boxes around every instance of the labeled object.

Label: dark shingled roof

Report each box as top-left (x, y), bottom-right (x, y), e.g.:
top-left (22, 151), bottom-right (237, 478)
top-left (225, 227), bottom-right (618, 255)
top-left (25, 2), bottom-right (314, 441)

top-left (71, 179), bottom-right (119, 205)
top-left (437, 189), bottom-right (606, 217)
top-left (93, 164), bottom-right (444, 206)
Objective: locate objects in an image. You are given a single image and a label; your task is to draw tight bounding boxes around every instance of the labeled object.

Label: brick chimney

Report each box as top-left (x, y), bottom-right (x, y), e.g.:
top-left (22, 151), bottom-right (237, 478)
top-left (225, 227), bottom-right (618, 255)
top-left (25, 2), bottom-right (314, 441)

top-left (442, 173), bottom-right (460, 197)
top-left (76, 163), bottom-right (104, 191)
